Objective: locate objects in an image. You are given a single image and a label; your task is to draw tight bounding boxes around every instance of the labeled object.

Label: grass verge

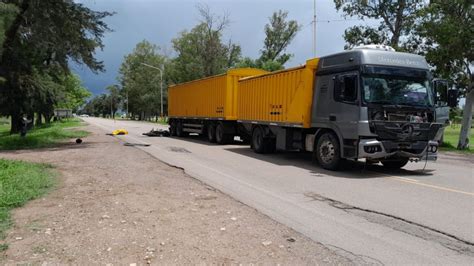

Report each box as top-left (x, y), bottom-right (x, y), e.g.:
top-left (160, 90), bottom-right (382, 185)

top-left (0, 159), bottom-right (56, 248)
top-left (440, 126), bottom-right (474, 154)
top-left (0, 118), bottom-right (88, 150)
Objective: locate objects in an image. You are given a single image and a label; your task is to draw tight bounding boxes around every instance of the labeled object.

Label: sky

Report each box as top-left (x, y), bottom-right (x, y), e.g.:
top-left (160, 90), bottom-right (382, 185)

top-left (73, 0), bottom-right (377, 95)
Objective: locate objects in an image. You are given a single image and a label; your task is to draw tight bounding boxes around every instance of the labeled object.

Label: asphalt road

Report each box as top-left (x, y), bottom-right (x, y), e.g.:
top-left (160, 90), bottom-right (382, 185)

top-left (83, 117), bottom-right (474, 265)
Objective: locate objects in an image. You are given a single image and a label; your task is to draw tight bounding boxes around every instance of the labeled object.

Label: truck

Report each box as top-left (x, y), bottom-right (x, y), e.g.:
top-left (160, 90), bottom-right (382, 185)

top-left (168, 68), bottom-right (267, 144)
top-left (169, 45), bottom-right (456, 170)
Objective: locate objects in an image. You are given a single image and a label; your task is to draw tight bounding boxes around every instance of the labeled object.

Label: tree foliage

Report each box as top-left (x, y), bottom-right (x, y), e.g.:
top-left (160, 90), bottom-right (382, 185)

top-left (236, 10), bottom-right (300, 71)
top-left (118, 40), bottom-right (166, 119)
top-left (260, 10), bottom-right (300, 65)
top-left (415, 0), bottom-right (473, 91)
top-left (334, 0), bottom-right (425, 50)
top-left (414, 0), bottom-right (473, 149)
top-left (167, 4), bottom-right (241, 83)
top-left (0, 0), bottom-right (112, 133)
top-left (55, 74), bottom-right (92, 112)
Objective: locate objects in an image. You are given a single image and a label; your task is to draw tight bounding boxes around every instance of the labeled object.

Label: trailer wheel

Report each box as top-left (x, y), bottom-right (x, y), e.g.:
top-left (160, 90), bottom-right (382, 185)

top-left (252, 127), bottom-right (266, 153)
top-left (215, 123), bottom-right (231, 144)
top-left (169, 121), bottom-right (177, 136)
top-left (176, 121), bottom-right (187, 137)
top-left (315, 132), bottom-right (341, 170)
top-left (381, 158), bottom-right (409, 169)
top-left (207, 124), bottom-right (216, 143)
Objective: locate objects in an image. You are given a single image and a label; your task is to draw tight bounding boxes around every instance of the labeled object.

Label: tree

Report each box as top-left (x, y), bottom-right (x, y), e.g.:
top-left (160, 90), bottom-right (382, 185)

top-left (415, 0), bottom-right (473, 149)
top-left (56, 74), bottom-right (92, 113)
top-left (334, 0), bottom-right (425, 50)
top-left (168, 4), bottom-right (241, 83)
top-left (341, 25), bottom-right (389, 50)
top-left (260, 10), bottom-right (300, 65)
top-left (0, 0), bottom-right (112, 133)
top-left (118, 40), bottom-right (166, 120)
top-left (106, 85), bottom-right (120, 118)
top-left (236, 10), bottom-right (300, 71)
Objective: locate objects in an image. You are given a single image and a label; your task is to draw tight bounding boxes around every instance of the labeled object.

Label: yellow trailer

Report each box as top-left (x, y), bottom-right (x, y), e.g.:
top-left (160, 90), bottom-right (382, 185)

top-left (237, 58), bottom-right (319, 128)
top-left (168, 68), bottom-right (267, 120)
top-left (168, 68), bottom-right (267, 143)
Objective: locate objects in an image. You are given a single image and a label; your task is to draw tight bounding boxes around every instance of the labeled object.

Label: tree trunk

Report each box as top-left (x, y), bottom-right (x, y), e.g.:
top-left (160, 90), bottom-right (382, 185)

top-left (45, 113), bottom-right (52, 124)
top-left (10, 113), bottom-right (21, 134)
top-left (457, 89), bottom-right (473, 149)
top-left (36, 113), bottom-right (43, 126)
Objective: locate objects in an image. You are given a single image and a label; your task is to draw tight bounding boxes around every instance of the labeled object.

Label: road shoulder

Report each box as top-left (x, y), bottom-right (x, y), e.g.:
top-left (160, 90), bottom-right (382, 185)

top-left (0, 124), bottom-right (350, 264)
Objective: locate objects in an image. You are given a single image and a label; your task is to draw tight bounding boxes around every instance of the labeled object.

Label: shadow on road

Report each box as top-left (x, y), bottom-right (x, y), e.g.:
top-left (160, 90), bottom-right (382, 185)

top-left (164, 134), bottom-right (434, 179)
top-left (224, 147), bottom-right (434, 179)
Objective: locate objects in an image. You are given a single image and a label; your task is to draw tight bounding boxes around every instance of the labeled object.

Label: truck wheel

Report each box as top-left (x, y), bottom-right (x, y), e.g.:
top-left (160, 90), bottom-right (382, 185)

top-left (252, 127), bottom-right (265, 153)
top-left (315, 132), bottom-right (341, 170)
top-left (381, 158), bottom-right (409, 169)
top-left (207, 124), bottom-right (216, 143)
top-left (216, 123), bottom-right (232, 144)
top-left (169, 121), bottom-right (177, 136)
top-left (176, 121), bottom-right (187, 137)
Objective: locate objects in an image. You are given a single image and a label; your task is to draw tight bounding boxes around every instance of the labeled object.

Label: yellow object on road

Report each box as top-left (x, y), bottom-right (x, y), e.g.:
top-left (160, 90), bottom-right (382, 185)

top-left (112, 129), bottom-right (128, 135)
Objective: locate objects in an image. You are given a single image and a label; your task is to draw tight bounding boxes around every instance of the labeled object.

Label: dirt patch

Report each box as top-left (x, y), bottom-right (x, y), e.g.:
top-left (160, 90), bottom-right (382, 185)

top-left (0, 125), bottom-right (350, 264)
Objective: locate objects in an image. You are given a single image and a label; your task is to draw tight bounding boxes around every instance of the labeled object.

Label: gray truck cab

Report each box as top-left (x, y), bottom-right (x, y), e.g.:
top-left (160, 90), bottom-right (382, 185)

top-left (310, 45), bottom-right (446, 169)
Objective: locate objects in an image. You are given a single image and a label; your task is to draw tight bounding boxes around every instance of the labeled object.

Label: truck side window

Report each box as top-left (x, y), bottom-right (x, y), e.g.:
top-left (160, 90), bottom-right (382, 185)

top-left (334, 74), bottom-right (358, 103)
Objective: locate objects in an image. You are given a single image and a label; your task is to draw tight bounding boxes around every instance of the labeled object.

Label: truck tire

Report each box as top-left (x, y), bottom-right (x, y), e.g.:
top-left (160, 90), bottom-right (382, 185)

top-left (207, 124), bottom-right (216, 143)
top-left (169, 121), bottom-right (177, 136)
top-left (381, 158), bottom-right (409, 169)
top-left (176, 121), bottom-right (187, 137)
top-left (252, 127), bottom-right (265, 153)
top-left (315, 132), bottom-right (341, 170)
top-left (215, 123), bottom-right (231, 144)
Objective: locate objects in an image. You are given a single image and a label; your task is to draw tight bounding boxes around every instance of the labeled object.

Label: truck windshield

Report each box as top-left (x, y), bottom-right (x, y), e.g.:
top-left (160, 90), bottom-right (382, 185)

top-left (362, 75), bottom-right (434, 107)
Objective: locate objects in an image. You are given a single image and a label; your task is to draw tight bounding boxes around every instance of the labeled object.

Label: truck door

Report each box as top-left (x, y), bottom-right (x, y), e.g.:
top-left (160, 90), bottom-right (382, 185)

top-left (330, 72), bottom-right (361, 157)
top-left (433, 80), bottom-right (450, 125)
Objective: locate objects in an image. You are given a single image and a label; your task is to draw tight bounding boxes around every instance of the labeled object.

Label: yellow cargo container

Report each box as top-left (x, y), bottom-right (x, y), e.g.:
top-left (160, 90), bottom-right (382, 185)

top-left (168, 68), bottom-right (268, 120)
top-left (237, 58), bottom-right (319, 128)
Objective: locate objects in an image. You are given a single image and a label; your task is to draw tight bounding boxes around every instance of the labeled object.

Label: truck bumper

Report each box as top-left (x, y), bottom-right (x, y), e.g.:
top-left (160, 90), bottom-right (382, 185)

top-left (358, 139), bottom-right (438, 162)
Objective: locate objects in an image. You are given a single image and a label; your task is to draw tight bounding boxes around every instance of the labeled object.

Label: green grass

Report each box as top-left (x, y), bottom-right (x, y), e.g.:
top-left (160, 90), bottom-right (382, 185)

top-left (0, 159), bottom-right (56, 241)
top-left (0, 118), bottom-right (88, 150)
top-left (440, 125), bottom-right (474, 154)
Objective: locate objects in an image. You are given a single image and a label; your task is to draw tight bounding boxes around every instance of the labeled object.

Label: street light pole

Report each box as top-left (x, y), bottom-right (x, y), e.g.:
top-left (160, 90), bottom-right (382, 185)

top-left (141, 62), bottom-right (165, 118)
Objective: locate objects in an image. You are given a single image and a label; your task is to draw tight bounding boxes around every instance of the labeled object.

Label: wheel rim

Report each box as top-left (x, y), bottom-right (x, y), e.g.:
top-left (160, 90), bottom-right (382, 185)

top-left (319, 140), bottom-right (335, 164)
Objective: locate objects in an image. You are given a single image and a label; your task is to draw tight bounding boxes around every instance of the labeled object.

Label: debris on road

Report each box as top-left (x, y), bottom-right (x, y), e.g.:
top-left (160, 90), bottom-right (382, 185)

top-left (142, 128), bottom-right (170, 137)
top-left (123, 142), bottom-right (150, 147)
top-left (262, 240), bottom-right (272, 246)
top-left (106, 129), bottom-right (129, 136)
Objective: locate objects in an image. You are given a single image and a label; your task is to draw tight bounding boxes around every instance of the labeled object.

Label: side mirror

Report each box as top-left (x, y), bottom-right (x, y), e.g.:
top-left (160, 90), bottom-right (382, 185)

top-left (447, 89), bottom-right (459, 108)
top-left (433, 79), bottom-right (448, 106)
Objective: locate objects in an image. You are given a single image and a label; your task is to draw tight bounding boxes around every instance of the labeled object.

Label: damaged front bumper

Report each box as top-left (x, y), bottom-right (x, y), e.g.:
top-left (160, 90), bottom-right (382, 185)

top-left (358, 139), bottom-right (439, 162)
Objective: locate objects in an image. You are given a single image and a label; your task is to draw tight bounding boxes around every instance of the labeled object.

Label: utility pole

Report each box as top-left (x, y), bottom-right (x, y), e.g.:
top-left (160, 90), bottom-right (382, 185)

top-left (141, 62), bottom-right (165, 118)
top-left (313, 0), bottom-right (317, 57)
